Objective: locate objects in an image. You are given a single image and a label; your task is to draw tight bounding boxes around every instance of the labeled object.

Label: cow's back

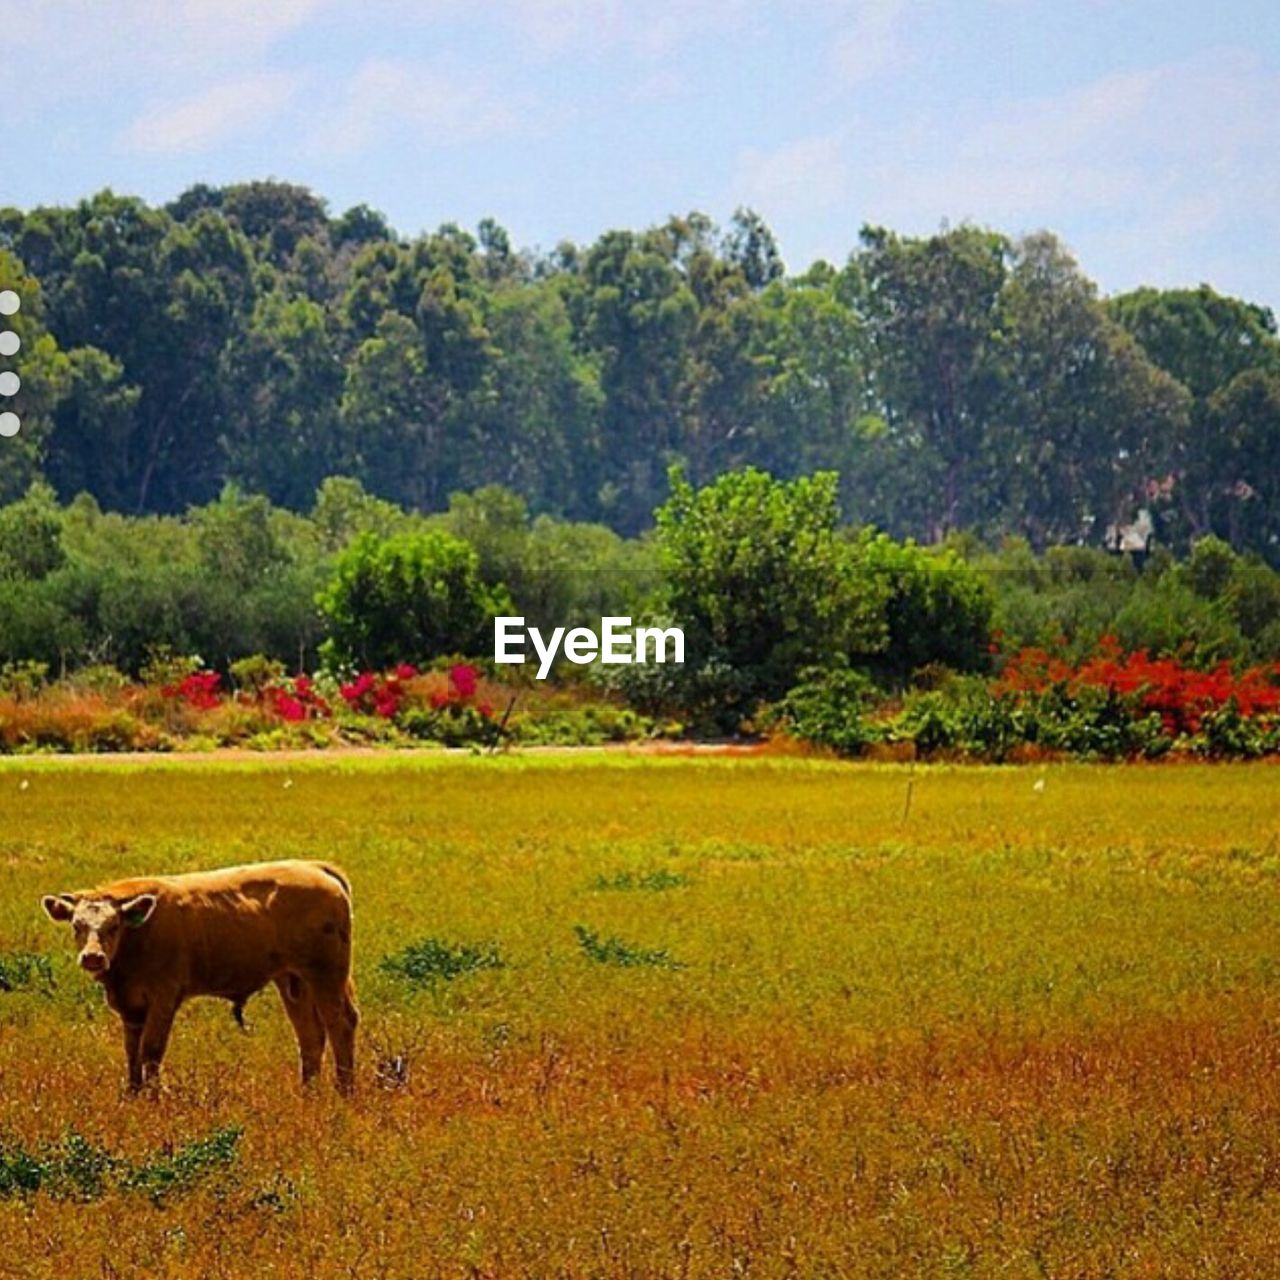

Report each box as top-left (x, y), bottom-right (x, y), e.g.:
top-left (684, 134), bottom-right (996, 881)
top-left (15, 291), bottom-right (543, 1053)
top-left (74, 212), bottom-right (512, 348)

top-left (101, 860), bottom-right (353, 1002)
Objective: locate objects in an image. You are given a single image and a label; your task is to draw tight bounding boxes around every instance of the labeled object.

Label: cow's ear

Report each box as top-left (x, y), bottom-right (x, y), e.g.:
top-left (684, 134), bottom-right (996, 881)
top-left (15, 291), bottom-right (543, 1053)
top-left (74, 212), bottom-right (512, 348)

top-left (120, 894), bottom-right (158, 928)
top-left (42, 894), bottom-right (79, 923)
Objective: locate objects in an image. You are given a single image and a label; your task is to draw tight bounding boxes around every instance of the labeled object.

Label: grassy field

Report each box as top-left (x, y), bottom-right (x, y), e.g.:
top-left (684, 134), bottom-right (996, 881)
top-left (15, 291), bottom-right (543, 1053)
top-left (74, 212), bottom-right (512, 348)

top-left (1, 756), bottom-right (1279, 1279)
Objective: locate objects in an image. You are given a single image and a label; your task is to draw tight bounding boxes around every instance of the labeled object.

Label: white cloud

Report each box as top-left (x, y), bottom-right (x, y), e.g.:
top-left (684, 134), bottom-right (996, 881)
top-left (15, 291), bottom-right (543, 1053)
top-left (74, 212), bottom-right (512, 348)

top-left (734, 132), bottom-right (849, 218)
top-left (829, 0), bottom-right (908, 86)
top-left (311, 60), bottom-right (523, 158)
top-left (861, 50), bottom-right (1280, 229)
top-left (495, 0), bottom-right (753, 56)
top-left (816, 47), bottom-right (1280, 301)
top-left (7, 0), bottom-right (322, 91)
top-left (119, 72), bottom-right (304, 155)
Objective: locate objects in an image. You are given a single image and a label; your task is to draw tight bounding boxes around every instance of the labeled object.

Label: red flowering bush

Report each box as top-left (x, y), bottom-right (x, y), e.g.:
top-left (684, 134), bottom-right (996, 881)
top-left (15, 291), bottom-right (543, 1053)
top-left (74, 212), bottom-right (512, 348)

top-left (161, 671), bottom-right (223, 710)
top-left (339, 665), bottom-right (419, 718)
top-left (997, 636), bottom-right (1280, 738)
top-left (257, 674), bottom-right (332, 723)
top-left (449, 663), bottom-right (478, 699)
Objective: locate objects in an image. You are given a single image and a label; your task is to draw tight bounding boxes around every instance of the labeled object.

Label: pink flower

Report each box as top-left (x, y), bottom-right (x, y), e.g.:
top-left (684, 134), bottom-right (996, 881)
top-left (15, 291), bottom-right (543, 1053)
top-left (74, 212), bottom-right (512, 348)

top-left (449, 664), bottom-right (478, 699)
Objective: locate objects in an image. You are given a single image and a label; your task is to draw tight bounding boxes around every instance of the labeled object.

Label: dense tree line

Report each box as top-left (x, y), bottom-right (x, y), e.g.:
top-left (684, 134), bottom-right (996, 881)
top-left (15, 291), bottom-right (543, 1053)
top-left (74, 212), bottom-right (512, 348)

top-left (2, 182), bottom-right (1278, 561)
top-left (1, 475), bottom-right (1275, 700)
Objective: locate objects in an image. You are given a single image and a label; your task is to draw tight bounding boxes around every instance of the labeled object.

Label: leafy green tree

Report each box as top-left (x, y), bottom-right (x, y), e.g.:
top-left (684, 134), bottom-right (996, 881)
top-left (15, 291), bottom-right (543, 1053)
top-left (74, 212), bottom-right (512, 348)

top-left (462, 283), bottom-right (602, 514)
top-left (0, 482), bottom-right (65, 580)
top-left (1109, 285), bottom-right (1279, 402)
top-left (855, 224), bottom-right (1010, 538)
top-left (1193, 370), bottom-right (1280, 556)
top-left (655, 466), bottom-right (885, 728)
top-left (569, 230), bottom-right (697, 530)
top-left (317, 530), bottom-right (507, 669)
top-left (996, 233), bottom-right (1189, 544)
top-left (220, 291), bottom-right (345, 507)
top-left (848, 531), bottom-right (993, 681)
top-left (0, 251), bottom-right (73, 500)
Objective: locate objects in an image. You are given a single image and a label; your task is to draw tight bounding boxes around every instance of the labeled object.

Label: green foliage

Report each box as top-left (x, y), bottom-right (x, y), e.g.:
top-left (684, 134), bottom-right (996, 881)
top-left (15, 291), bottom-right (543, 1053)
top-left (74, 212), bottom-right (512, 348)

top-left (890, 677), bottom-right (1175, 762)
top-left (0, 1127), bottom-right (241, 1203)
top-left (2, 186), bottom-right (1279, 569)
top-left (0, 483), bottom-right (65, 581)
top-left (573, 925), bottom-right (683, 969)
top-left (318, 530), bottom-right (507, 670)
top-left (508, 702), bottom-right (669, 746)
top-left (891, 678), bottom-right (1027, 761)
top-left (0, 951), bottom-right (54, 993)
top-left (762, 663), bottom-right (879, 757)
top-left (656, 466), bottom-right (885, 730)
top-left (396, 702), bottom-right (498, 749)
top-left (850, 530), bottom-right (993, 679)
top-left (229, 654), bottom-right (286, 692)
top-left (591, 869), bottom-right (690, 892)
top-left (380, 938), bottom-right (505, 986)
top-left (0, 660), bottom-right (50, 699)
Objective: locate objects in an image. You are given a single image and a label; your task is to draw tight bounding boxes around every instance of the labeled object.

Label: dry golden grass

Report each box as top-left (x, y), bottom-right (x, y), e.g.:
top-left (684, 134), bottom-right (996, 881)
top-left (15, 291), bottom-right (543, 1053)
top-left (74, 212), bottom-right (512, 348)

top-left (1, 756), bottom-right (1279, 1278)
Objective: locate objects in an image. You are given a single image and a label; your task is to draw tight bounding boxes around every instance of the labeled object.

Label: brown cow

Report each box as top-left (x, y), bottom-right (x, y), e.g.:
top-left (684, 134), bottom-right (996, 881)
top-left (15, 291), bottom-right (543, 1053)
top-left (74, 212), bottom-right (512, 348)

top-left (41, 860), bottom-right (358, 1093)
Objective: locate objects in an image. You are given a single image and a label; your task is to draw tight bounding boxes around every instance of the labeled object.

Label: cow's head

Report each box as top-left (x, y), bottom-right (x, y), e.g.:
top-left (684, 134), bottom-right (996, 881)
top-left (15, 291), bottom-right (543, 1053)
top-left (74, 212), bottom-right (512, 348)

top-left (41, 893), bottom-right (158, 978)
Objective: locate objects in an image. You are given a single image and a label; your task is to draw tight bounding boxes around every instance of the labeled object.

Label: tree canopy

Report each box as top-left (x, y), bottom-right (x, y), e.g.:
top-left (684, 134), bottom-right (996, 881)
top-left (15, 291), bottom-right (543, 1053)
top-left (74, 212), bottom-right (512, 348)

top-left (2, 182), bottom-right (1278, 564)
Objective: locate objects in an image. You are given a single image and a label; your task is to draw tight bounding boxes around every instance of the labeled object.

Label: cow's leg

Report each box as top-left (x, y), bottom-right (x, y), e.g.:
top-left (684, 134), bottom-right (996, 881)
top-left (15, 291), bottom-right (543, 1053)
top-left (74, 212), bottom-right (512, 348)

top-left (275, 975), bottom-right (326, 1086)
top-left (121, 1018), bottom-right (144, 1092)
top-left (314, 977), bottom-right (359, 1095)
top-left (137, 998), bottom-right (178, 1089)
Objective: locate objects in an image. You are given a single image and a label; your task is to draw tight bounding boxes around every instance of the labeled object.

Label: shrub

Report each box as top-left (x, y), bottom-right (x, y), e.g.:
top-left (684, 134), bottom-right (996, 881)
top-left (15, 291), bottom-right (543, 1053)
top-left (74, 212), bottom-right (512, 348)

top-left (0, 1127), bottom-right (241, 1203)
top-left (892, 678), bottom-right (1025, 761)
top-left (318, 531), bottom-right (508, 670)
top-left (761, 663), bottom-right (879, 757)
top-left (573, 925), bottom-right (683, 969)
top-left (655, 467), bottom-right (886, 732)
top-left (0, 951), bottom-right (54, 993)
top-left (380, 939), bottom-right (505, 986)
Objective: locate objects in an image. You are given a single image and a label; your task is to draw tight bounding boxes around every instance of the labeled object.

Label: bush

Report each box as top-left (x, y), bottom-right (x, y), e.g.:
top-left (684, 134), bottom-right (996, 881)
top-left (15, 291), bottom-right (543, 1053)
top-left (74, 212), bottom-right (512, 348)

top-left (380, 939), bottom-right (505, 986)
top-left (761, 664), bottom-right (879, 756)
top-left (655, 467), bottom-right (886, 732)
top-left (318, 531), bottom-right (508, 670)
top-left (891, 678), bottom-right (1025, 760)
top-left (849, 531), bottom-right (993, 681)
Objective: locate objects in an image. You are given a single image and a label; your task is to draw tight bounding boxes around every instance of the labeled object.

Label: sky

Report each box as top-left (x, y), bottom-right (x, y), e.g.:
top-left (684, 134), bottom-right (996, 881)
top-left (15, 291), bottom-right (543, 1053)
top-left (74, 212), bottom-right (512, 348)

top-left (5, 0), bottom-right (1280, 308)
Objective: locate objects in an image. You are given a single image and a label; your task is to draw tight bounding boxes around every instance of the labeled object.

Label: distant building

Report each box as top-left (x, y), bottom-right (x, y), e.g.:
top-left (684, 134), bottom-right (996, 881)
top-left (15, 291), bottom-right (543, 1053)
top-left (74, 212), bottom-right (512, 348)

top-left (1104, 508), bottom-right (1155, 567)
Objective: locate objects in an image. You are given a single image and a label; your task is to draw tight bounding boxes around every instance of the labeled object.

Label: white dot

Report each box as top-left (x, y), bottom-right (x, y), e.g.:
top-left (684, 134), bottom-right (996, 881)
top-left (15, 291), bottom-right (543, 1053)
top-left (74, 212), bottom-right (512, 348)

top-left (0, 372), bottom-right (18, 397)
top-left (0, 413), bottom-right (19, 437)
top-left (0, 332), bottom-right (17, 357)
top-left (0, 291), bottom-right (18, 316)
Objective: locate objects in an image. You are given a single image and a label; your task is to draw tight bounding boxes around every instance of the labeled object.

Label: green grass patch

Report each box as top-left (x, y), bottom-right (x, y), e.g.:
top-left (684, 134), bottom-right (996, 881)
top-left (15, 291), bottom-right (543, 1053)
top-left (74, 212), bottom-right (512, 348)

top-left (0, 1126), bottom-right (242, 1203)
top-left (0, 951), bottom-right (54, 994)
top-left (573, 924), bottom-right (684, 969)
top-left (379, 938), bottom-right (505, 986)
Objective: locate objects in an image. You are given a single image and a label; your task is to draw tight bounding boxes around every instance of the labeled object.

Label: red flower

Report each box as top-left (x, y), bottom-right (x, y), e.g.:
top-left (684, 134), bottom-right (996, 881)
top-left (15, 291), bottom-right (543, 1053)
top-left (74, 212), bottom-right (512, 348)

top-left (163, 671), bottom-right (222, 710)
top-left (395, 663), bottom-right (419, 680)
top-left (449, 664), bottom-right (478, 699)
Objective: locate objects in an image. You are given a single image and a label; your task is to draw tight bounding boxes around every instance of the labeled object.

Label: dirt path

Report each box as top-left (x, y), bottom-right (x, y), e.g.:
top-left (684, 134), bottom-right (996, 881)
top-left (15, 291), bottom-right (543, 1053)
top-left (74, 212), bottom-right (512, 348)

top-left (0, 741), bottom-right (768, 766)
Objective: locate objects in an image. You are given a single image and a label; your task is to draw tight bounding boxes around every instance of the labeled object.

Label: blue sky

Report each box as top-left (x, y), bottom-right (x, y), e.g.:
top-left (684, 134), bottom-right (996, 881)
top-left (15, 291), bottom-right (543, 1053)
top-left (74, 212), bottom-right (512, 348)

top-left (7, 1), bottom-right (1280, 308)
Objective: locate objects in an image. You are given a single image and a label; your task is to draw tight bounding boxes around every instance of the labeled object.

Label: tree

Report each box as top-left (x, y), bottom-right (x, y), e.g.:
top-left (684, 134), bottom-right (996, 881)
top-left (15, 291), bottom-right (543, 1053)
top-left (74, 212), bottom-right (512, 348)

top-left (317, 530), bottom-right (507, 670)
top-left (996, 233), bottom-right (1189, 545)
top-left (0, 251), bottom-right (75, 501)
top-left (569, 230), bottom-right (697, 530)
top-left (855, 224), bottom-right (1010, 539)
top-left (655, 466), bottom-right (885, 728)
top-left (1194, 370), bottom-right (1280, 558)
top-left (220, 291), bottom-right (345, 508)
